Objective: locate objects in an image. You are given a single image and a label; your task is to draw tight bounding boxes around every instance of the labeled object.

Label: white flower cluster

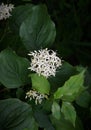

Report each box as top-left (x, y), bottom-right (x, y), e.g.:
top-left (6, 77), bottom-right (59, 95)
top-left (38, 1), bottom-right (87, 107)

top-left (25, 90), bottom-right (48, 104)
top-left (0, 3), bottom-right (14, 20)
top-left (28, 48), bottom-right (62, 78)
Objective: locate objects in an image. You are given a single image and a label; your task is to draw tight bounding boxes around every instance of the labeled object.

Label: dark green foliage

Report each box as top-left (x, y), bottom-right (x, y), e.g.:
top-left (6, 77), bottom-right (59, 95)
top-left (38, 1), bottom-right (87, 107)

top-left (0, 1), bottom-right (91, 130)
top-left (0, 48), bottom-right (30, 88)
top-left (34, 109), bottom-right (55, 130)
top-left (0, 98), bottom-right (38, 130)
top-left (20, 4), bottom-right (56, 51)
top-left (45, 0), bottom-right (91, 65)
top-left (49, 62), bottom-right (77, 91)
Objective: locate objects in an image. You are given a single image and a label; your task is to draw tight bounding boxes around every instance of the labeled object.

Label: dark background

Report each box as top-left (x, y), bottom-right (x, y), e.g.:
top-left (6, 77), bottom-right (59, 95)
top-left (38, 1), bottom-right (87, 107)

top-left (1, 0), bottom-right (91, 66)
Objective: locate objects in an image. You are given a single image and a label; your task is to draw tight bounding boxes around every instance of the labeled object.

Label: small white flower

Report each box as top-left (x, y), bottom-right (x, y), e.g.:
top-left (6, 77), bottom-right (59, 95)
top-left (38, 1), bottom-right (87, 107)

top-left (28, 48), bottom-right (62, 78)
top-left (0, 3), bottom-right (14, 20)
top-left (25, 90), bottom-right (48, 104)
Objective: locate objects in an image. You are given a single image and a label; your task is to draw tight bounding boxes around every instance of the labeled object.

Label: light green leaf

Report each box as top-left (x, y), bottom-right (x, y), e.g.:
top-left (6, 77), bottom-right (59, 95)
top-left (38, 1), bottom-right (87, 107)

top-left (49, 61), bottom-right (77, 91)
top-left (61, 102), bottom-right (76, 126)
top-left (0, 48), bottom-right (30, 88)
top-left (30, 74), bottom-right (50, 94)
top-left (52, 101), bottom-right (61, 120)
top-left (20, 4), bottom-right (56, 51)
top-left (0, 98), bottom-right (38, 130)
top-left (54, 70), bottom-right (86, 102)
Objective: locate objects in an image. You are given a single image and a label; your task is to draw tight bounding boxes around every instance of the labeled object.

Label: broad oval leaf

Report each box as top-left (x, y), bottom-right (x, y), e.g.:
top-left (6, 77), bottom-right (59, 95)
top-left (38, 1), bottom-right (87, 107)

top-left (30, 73), bottom-right (50, 94)
top-left (10, 4), bottom-right (34, 33)
top-left (0, 98), bottom-right (38, 130)
top-left (54, 70), bottom-right (86, 102)
top-left (20, 4), bottom-right (56, 51)
top-left (0, 48), bottom-right (30, 88)
top-left (61, 102), bottom-right (76, 126)
top-left (52, 101), bottom-right (61, 120)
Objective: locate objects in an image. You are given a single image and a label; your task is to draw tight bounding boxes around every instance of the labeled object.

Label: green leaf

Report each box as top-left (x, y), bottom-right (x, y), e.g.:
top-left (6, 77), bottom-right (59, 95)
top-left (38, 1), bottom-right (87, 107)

top-left (16, 87), bottom-right (25, 99)
top-left (50, 115), bottom-right (84, 130)
top-left (61, 102), bottom-right (76, 126)
top-left (10, 4), bottom-right (34, 33)
top-left (30, 73), bottom-right (50, 94)
top-left (0, 48), bottom-right (30, 88)
top-left (52, 101), bottom-right (61, 120)
top-left (0, 98), bottom-right (38, 130)
top-left (20, 4), bottom-right (56, 51)
top-left (34, 109), bottom-right (55, 130)
top-left (43, 99), bottom-right (53, 113)
top-left (54, 70), bottom-right (86, 102)
top-left (76, 91), bottom-right (91, 108)
top-left (49, 61), bottom-right (77, 91)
